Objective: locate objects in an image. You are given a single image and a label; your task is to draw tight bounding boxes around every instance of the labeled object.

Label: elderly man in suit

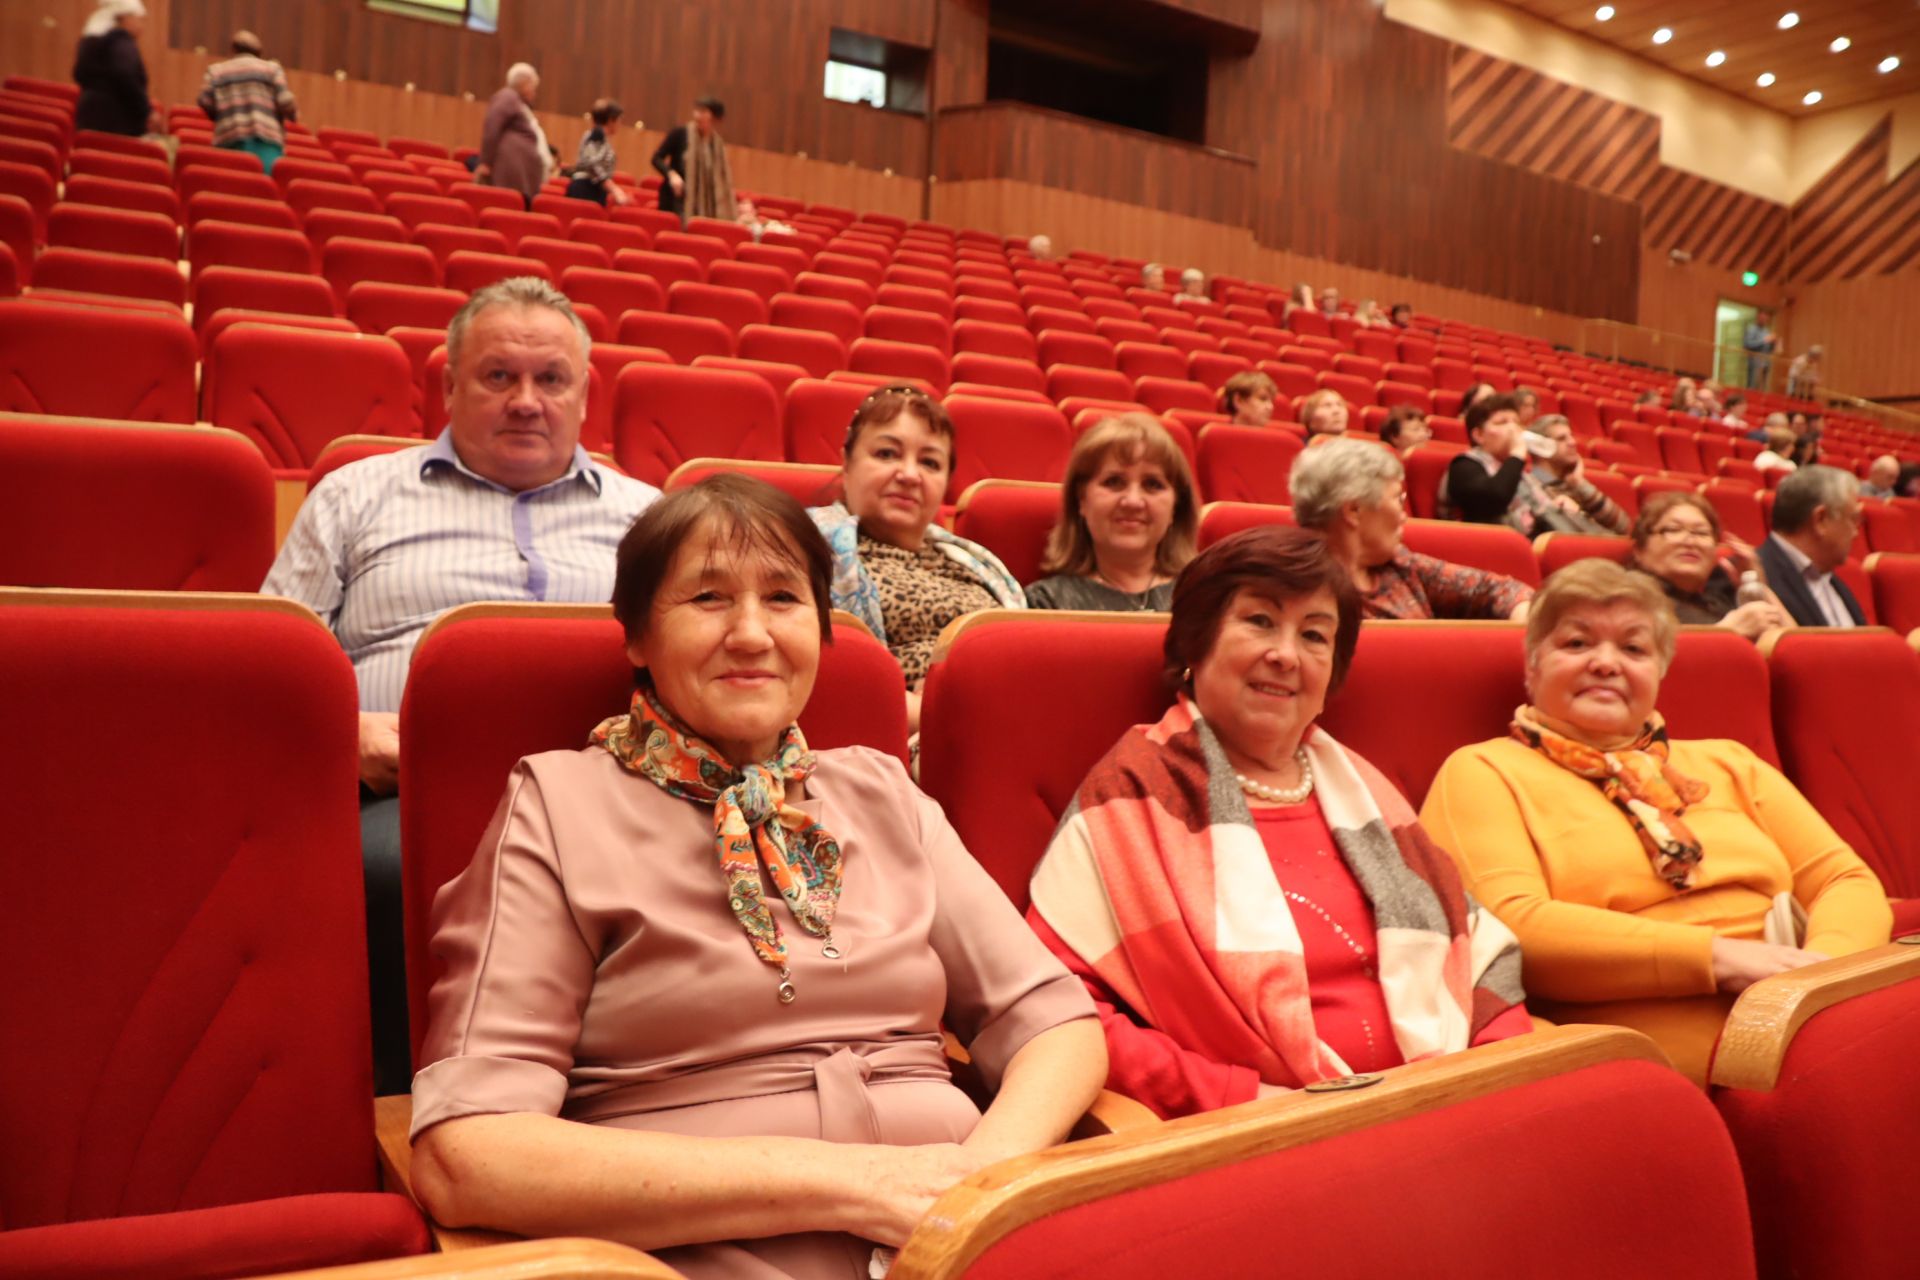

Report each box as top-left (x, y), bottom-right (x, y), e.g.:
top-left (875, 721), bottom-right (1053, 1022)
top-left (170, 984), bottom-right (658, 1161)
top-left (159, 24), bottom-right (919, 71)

top-left (1757, 465), bottom-right (1866, 628)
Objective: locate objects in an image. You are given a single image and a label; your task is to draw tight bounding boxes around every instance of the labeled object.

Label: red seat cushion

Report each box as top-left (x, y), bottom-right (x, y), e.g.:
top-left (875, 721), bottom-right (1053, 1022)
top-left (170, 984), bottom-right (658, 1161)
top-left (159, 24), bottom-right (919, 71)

top-left (0, 1192), bottom-right (426, 1280)
top-left (612, 363), bottom-right (779, 486)
top-left (0, 299), bottom-right (197, 423)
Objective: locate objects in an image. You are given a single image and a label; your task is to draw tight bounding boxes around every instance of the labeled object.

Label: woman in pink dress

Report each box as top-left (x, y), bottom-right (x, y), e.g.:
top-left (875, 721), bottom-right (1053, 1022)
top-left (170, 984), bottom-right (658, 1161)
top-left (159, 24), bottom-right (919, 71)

top-left (408, 475), bottom-right (1104, 1278)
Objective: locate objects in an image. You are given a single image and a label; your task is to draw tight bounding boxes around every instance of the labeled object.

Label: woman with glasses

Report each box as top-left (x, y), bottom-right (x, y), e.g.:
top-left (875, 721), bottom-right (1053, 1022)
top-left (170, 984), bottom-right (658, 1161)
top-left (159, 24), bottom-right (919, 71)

top-left (1627, 493), bottom-right (1789, 641)
top-left (810, 388), bottom-right (1024, 731)
top-left (1422, 559), bottom-right (1888, 1084)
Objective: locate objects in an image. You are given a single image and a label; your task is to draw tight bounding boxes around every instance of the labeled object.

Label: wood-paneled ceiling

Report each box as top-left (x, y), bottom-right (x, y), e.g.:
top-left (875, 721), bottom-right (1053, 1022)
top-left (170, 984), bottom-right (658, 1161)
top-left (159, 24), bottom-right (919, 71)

top-left (1503, 0), bottom-right (1920, 115)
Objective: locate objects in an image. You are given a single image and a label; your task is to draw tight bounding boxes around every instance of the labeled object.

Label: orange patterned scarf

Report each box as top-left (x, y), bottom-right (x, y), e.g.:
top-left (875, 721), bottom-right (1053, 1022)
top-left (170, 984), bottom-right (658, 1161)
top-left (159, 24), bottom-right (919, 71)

top-left (1511, 705), bottom-right (1709, 889)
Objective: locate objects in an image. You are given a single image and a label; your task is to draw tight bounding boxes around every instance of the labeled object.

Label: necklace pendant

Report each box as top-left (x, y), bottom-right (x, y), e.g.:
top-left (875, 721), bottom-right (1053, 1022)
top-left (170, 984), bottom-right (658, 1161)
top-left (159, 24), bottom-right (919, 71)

top-left (776, 965), bottom-right (796, 1004)
top-left (822, 937), bottom-right (843, 960)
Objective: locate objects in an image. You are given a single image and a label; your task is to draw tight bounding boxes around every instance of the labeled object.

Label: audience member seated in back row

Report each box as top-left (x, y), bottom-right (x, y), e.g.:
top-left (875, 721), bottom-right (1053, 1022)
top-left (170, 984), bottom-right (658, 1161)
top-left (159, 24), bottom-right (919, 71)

top-left (1291, 439), bottom-right (1532, 621)
top-left (1862, 454), bottom-right (1900, 500)
top-left (1753, 425), bottom-right (1799, 475)
top-left (1027, 527), bottom-right (1531, 1119)
top-left (409, 477), bottom-right (1105, 1276)
top-left (1352, 299), bottom-right (1391, 328)
top-left (1297, 388), bottom-right (1349, 438)
top-left (1422, 561), bottom-right (1889, 1084)
top-left (1628, 492), bottom-right (1789, 642)
top-left (1757, 466), bottom-right (1867, 630)
top-left (1140, 262), bottom-right (1166, 291)
top-left (263, 277), bottom-right (662, 1092)
top-left (1440, 393), bottom-right (1530, 525)
top-left (810, 388), bottom-right (1024, 732)
top-left (1379, 404), bottom-right (1431, 450)
top-left (1174, 268), bottom-right (1209, 305)
top-left (1512, 387), bottom-right (1541, 428)
top-left (1389, 302), bottom-right (1414, 328)
top-left (1524, 415), bottom-right (1631, 536)
top-left (1027, 415), bottom-right (1197, 612)
top-left (1461, 382), bottom-right (1498, 415)
top-left (1218, 371), bottom-right (1278, 428)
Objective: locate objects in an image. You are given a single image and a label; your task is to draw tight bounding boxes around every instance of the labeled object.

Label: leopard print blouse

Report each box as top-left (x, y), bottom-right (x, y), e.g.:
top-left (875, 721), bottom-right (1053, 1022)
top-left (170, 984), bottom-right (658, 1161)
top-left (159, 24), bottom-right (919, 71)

top-left (857, 533), bottom-right (1001, 686)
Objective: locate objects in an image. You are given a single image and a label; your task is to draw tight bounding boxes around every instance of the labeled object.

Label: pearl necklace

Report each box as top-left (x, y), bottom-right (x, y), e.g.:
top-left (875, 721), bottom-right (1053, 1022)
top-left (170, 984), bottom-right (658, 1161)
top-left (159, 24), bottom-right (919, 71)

top-left (1235, 748), bottom-right (1314, 804)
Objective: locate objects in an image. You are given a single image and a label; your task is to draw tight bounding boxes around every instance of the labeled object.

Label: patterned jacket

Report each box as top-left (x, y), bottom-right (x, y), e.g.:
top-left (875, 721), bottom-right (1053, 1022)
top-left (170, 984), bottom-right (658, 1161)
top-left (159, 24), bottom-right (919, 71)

top-left (197, 54), bottom-right (296, 146)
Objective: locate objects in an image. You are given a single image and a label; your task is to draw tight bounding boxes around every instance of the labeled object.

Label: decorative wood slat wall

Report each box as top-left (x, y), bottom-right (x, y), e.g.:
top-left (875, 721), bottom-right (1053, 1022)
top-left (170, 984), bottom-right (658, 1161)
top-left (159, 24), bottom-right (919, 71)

top-left (1789, 121), bottom-right (1920, 283)
top-left (1447, 48), bottom-right (1788, 278)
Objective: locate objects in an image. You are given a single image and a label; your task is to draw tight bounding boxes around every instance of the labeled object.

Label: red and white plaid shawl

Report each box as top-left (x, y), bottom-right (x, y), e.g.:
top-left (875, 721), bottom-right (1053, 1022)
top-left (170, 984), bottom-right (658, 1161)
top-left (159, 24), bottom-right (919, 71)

top-left (1029, 697), bottom-right (1524, 1088)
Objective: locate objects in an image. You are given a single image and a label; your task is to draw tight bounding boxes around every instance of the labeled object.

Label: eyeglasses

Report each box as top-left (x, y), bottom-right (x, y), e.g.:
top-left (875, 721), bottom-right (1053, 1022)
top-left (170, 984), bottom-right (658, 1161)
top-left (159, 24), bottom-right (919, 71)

top-left (1650, 524), bottom-right (1716, 543)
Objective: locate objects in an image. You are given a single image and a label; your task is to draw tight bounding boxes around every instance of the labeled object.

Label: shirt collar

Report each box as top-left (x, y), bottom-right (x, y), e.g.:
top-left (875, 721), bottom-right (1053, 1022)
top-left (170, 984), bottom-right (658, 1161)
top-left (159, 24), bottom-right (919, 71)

top-left (1768, 532), bottom-right (1823, 581)
top-left (420, 427), bottom-right (604, 497)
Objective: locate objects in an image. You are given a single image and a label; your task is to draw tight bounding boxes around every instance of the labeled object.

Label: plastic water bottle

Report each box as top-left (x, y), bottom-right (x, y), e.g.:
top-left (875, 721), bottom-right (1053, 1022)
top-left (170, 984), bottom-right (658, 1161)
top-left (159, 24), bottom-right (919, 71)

top-left (1736, 571), bottom-right (1769, 606)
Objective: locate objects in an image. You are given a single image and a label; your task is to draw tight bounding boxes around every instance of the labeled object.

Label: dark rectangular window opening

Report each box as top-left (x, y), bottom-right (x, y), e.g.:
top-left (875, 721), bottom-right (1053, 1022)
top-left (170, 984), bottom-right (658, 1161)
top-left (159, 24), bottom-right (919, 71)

top-left (826, 28), bottom-right (930, 116)
top-left (986, 0), bottom-right (1209, 143)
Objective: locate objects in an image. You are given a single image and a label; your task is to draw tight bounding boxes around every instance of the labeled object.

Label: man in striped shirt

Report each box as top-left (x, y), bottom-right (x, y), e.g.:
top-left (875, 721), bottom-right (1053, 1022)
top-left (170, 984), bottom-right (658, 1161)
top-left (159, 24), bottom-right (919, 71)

top-left (263, 277), bottom-right (659, 1089)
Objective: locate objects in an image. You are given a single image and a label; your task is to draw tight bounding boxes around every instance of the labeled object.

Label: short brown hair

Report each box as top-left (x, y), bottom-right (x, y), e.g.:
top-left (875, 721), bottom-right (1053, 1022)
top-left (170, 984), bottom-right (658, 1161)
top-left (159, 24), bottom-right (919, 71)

top-left (1463, 391), bottom-right (1519, 440)
top-left (1218, 371), bottom-right (1277, 418)
top-left (842, 386), bottom-right (953, 458)
top-left (1379, 403), bottom-right (1427, 447)
top-left (1297, 388), bottom-right (1348, 432)
top-left (1164, 526), bottom-right (1361, 696)
top-left (1629, 491), bottom-right (1720, 551)
top-left (1040, 414), bottom-right (1198, 577)
top-left (1525, 559), bottom-right (1677, 675)
top-left (610, 474), bottom-right (834, 647)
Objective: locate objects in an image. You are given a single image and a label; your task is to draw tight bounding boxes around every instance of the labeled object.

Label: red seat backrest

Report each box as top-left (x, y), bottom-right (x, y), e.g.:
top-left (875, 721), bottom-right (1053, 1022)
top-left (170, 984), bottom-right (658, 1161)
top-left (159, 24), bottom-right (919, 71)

top-left (1196, 500), bottom-right (1295, 548)
top-left (668, 280), bottom-right (770, 333)
top-left (953, 319), bottom-right (1037, 362)
top-left (864, 305), bottom-right (951, 355)
top-left (951, 352), bottom-right (1047, 396)
top-left (344, 282), bottom-right (466, 335)
top-left (663, 457), bottom-right (838, 504)
top-left (941, 396), bottom-right (1073, 491)
top-left (202, 326), bottom-right (418, 468)
top-left (193, 265), bottom-right (339, 338)
top-left (736, 323), bottom-right (848, 381)
top-left (952, 480), bottom-right (1063, 586)
top-left (0, 299), bottom-right (196, 423)
top-left (769, 292), bottom-right (863, 350)
top-left (1036, 330), bottom-right (1116, 372)
top-left (1699, 480), bottom-right (1767, 546)
top-left (1115, 342), bottom-right (1188, 383)
top-left (0, 600), bottom-right (382, 1225)
top-left (399, 605), bottom-right (908, 1057)
top-left (1189, 351), bottom-right (1254, 391)
top-left (848, 337), bottom-right (951, 393)
top-left (1533, 532), bottom-right (1633, 578)
top-left (1864, 502), bottom-right (1916, 555)
top-left (612, 363), bottom-right (780, 486)
top-left (0, 417), bottom-right (274, 590)
top-left (32, 245), bottom-right (188, 306)
top-left (1195, 424), bottom-right (1302, 505)
top-left (616, 309), bottom-right (734, 364)
top-left (783, 377), bottom-right (871, 464)
top-left (1866, 552), bottom-right (1920, 634)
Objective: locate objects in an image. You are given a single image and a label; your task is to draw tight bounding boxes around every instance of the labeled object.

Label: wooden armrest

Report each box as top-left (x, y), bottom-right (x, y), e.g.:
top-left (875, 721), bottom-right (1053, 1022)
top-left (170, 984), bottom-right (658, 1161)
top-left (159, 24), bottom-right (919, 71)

top-left (261, 1236), bottom-right (686, 1278)
top-left (1070, 1089), bottom-right (1159, 1138)
top-left (373, 1093), bottom-right (518, 1254)
top-left (890, 1024), bottom-right (1668, 1280)
top-left (1710, 940), bottom-right (1920, 1091)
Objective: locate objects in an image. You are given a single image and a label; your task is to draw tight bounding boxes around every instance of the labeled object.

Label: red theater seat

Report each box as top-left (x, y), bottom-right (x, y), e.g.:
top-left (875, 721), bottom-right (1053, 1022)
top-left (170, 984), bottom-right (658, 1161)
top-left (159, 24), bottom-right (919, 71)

top-left (569, 218), bottom-right (652, 257)
top-left (865, 305), bottom-right (951, 354)
top-left (1047, 364), bottom-right (1133, 404)
top-left (345, 282), bottom-right (467, 335)
top-left (66, 149), bottom-right (170, 187)
top-left (559, 265), bottom-right (664, 325)
top-left (323, 237), bottom-right (441, 303)
top-left (769, 293), bottom-right (864, 350)
top-left (612, 363), bottom-right (780, 486)
top-left (951, 479), bottom-right (1062, 587)
top-left (46, 202), bottom-right (177, 260)
top-left (189, 218), bottom-right (314, 279)
top-left (1115, 343), bottom-right (1190, 383)
top-left (203, 326), bottom-right (418, 468)
top-left (655, 230), bottom-right (732, 270)
top-left (670, 280), bottom-right (769, 333)
top-left (1188, 351), bottom-right (1254, 391)
top-left (515, 234), bottom-right (608, 280)
top-left (0, 597), bottom-right (429, 1277)
top-left (477, 208), bottom-right (564, 250)
top-left (396, 603), bottom-right (908, 1060)
top-left (736, 323), bottom-right (848, 380)
top-left (192, 265), bottom-right (338, 336)
top-left (617, 310), bottom-right (734, 364)
top-left (664, 457), bottom-right (838, 504)
top-left (1196, 500), bottom-right (1294, 548)
top-left (709, 259), bottom-right (791, 302)
top-left (63, 172), bottom-right (182, 225)
top-left (31, 246), bottom-right (187, 306)
top-left (1134, 376), bottom-right (1219, 415)
top-left (449, 185), bottom-right (525, 219)
top-left (442, 250), bottom-right (551, 295)
top-left (1864, 552), bottom-right (1920, 635)
top-left (783, 377), bottom-right (872, 464)
top-left (1195, 425), bottom-right (1302, 505)
top-left (1400, 519), bottom-right (1541, 586)
top-left (950, 352), bottom-right (1048, 396)
top-left (0, 300), bottom-right (196, 422)
top-left (953, 320), bottom-right (1039, 361)
top-left (286, 178), bottom-right (383, 218)
top-left (1037, 330), bottom-right (1117, 372)
top-left (386, 193), bottom-right (479, 232)
top-left (0, 418), bottom-right (273, 590)
top-left (940, 396), bottom-right (1073, 491)
top-left (409, 223), bottom-right (508, 266)
top-left (1533, 532), bottom-right (1634, 578)
top-left (849, 338), bottom-right (950, 393)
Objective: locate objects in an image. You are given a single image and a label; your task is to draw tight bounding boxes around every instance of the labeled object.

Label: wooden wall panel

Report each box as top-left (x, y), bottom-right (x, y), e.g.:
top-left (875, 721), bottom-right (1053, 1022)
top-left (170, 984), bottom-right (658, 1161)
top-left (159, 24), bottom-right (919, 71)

top-left (165, 0), bottom-right (935, 175)
top-left (1204, 0), bottom-right (1642, 321)
top-left (935, 103), bottom-right (1254, 226)
top-left (1788, 273), bottom-right (1920, 402)
top-left (930, 0), bottom-right (988, 111)
top-left (931, 178), bottom-right (1590, 348)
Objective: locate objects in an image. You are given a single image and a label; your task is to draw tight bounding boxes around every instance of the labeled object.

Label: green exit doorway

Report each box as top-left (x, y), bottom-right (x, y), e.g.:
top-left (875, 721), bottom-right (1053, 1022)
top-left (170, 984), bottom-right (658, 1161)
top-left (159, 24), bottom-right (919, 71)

top-left (1715, 298), bottom-right (1767, 390)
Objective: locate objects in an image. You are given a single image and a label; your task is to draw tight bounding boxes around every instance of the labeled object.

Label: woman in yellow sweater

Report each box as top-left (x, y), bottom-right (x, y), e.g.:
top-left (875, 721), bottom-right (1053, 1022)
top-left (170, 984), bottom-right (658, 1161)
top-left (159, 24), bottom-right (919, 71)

top-left (1421, 559), bottom-right (1889, 1084)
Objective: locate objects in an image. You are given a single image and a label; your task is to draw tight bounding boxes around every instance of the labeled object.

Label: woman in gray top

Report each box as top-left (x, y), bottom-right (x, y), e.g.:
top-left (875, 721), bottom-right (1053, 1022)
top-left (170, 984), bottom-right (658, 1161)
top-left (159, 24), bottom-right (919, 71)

top-left (1026, 414), bottom-right (1198, 612)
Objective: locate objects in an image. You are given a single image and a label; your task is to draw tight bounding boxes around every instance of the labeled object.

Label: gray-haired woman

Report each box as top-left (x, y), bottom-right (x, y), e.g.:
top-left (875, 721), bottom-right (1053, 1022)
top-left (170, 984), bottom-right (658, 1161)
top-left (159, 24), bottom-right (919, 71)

top-left (1289, 439), bottom-right (1532, 621)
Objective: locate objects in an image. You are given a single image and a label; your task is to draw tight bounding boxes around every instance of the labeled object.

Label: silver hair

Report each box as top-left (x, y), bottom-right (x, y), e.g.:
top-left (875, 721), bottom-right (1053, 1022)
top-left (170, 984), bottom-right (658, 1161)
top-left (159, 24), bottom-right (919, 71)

top-left (1180, 268), bottom-right (1205, 284)
top-left (1772, 465), bottom-right (1858, 534)
top-left (445, 276), bottom-right (591, 371)
top-left (506, 61), bottom-right (539, 87)
top-left (1533, 413), bottom-right (1570, 433)
top-left (1288, 438), bottom-right (1406, 529)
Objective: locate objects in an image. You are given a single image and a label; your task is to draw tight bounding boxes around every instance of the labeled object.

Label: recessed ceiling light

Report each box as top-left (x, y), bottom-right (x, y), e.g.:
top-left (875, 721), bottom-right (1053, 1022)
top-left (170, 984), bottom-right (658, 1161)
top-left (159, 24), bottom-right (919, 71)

top-left (1652, 27), bottom-right (1673, 44)
top-left (1880, 56), bottom-right (1903, 74)
top-left (1706, 50), bottom-right (1727, 67)
top-left (1594, 4), bottom-right (1615, 19)
top-left (1757, 71), bottom-right (1777, 87)
top-left (1778, 12), bottom-right (1800, 29)
top-left (1803, 90), bottom-right (1823, 105)
top-left (1830, 37), bottom-right (1852, 53)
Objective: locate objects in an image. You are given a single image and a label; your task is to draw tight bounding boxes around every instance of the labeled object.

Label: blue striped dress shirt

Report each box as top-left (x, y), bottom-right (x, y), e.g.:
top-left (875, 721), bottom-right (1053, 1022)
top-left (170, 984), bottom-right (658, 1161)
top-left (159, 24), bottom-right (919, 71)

top-left (262, 430), bottom-right (660, 712)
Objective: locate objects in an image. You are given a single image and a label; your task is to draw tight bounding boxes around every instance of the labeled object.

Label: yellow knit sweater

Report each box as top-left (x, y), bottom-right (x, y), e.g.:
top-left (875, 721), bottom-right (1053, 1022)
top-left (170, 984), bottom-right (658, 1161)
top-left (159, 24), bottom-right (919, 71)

top-left (1421, 735), bottom-right (1890, 1083)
